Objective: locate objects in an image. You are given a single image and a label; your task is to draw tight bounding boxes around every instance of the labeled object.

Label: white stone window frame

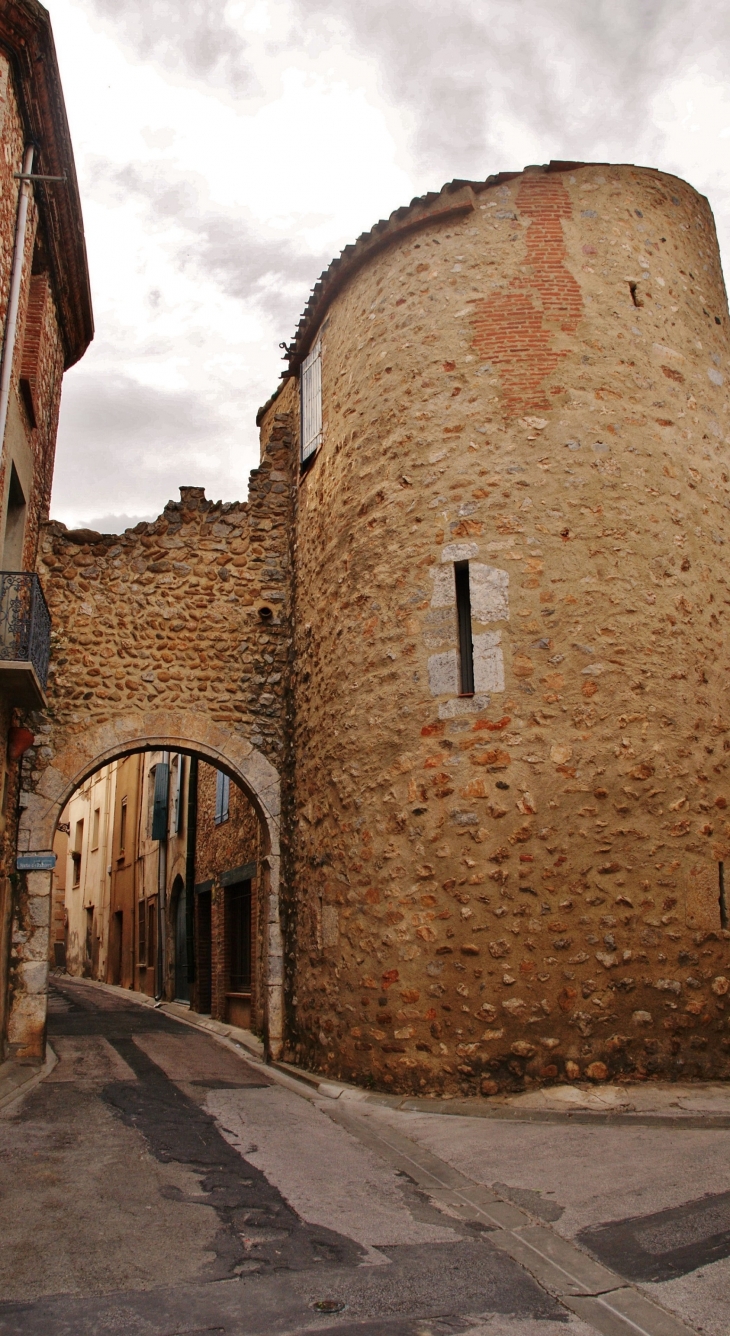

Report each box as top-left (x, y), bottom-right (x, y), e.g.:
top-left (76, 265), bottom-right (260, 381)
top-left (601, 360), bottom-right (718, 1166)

top-left (300, 335), bottom-right (322, 466)
top-left (427, 542), bottom-right (509, 718)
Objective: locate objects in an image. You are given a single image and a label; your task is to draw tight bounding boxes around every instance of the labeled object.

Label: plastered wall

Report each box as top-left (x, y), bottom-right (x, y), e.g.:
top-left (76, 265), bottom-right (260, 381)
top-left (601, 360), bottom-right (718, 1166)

top-left (278, 163), bottom-right (730, 1095)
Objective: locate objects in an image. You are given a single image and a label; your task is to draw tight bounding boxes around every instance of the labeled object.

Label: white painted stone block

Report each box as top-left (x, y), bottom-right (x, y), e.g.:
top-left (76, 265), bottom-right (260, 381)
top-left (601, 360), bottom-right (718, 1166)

top-left (470, 564), bottom-right (509, 623)
top-left (428, 650), bottom-right (458, 696)
top-left (473, 631), bottom-right (505, 692)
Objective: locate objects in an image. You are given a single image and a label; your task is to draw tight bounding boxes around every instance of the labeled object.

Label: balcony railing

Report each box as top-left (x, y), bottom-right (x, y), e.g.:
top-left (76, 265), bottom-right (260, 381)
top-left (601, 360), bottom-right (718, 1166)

top-left (0, 573), bottom-right (51, 704)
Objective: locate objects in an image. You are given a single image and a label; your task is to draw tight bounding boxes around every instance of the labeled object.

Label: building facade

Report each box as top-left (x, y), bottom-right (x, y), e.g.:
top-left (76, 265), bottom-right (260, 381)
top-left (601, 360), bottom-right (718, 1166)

top-left (53, 753), bottom-right (262, 1033)
top-left (0, 0), bottom-right (92, 1057)
top-left (265, 161), bottom-right (730, 1093)
top-left (13, 157), bottom-right (730, 1094)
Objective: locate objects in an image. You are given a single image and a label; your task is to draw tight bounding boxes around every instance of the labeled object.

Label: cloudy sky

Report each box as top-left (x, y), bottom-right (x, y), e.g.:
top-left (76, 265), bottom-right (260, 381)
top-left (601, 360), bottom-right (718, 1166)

top-left (47, 0), bottom-right (730, 532)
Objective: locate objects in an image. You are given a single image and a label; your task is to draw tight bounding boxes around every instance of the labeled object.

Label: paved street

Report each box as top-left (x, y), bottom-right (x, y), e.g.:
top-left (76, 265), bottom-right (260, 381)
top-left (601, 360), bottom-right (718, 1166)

top-left (0, 979), bottom-right (727, 1336)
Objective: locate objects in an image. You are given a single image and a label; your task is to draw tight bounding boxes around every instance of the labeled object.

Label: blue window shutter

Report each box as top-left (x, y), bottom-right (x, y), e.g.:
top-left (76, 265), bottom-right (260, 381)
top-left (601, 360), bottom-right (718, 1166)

top-left (215, 770), bottom-right (230, 825)
top-left (151, 763), bottom-right (169, 841)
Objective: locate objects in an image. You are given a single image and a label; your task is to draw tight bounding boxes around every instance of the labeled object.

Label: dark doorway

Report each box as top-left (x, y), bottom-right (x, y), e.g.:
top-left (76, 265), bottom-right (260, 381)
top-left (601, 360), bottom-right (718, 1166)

top-left (173, 876), bottom-right (189, 1003)
top-left (109, 910), bottom-right (123, 986)
top-left (196, 889), bottom-right (212, 1014)
top-left (225, 879), bottom-right (251, 1029)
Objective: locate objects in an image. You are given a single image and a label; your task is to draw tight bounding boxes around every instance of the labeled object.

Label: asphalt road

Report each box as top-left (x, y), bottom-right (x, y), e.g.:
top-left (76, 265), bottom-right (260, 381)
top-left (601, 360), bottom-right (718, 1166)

top-left (0, 979), bottom-right (723, 1336)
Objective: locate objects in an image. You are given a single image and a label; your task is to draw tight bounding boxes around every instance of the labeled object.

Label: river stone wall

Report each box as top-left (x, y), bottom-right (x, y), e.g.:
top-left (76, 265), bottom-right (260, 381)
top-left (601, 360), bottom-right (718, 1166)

top-left (271, 162), bottom-right (730, 1096)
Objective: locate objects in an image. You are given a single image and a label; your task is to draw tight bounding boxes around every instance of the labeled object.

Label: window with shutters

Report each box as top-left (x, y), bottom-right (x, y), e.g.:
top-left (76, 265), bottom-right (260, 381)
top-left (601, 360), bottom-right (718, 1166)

top-left (300, 336), bottom-right (322, 466)
top-left (151, 763), bottom-right (169, 841)
top-left (215, 770), bottom-right (230, 825)
top-left (170, 755), bottom-right (185, 835)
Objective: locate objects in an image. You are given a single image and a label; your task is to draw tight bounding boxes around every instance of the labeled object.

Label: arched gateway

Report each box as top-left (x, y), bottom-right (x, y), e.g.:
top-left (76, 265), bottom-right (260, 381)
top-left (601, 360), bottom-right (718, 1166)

top-left (6, 419), bottom-right (294, 1063)
top-left (10, 709), bottom-right (283, 1061)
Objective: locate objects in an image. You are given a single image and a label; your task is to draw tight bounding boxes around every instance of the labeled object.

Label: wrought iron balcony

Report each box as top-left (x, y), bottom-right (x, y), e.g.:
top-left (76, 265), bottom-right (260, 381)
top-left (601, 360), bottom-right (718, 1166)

top-left (0, 572), bottom-right (51, 708)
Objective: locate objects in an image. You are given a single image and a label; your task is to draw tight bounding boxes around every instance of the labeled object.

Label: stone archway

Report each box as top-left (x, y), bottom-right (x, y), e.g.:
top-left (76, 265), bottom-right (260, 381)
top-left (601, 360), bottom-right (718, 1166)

top-left (8, 708), bottom-right (282, 1063)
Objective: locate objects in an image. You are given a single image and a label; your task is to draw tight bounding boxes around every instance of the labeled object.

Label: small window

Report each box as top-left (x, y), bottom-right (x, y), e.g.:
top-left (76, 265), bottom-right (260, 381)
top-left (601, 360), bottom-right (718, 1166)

top-left (150, 763), bottom-right (169, 841)
top-left (85, 906), bottom-right (94, 960)
top-left (119, 798), bottom-right (127, 856)
top-left (455, 561), bottom-right (474, 695)
top-left (171, 755), bottom-right (185, 835)
top-left (215, 770), bottom-right (230, 825)
top-left (91, 807), bottom-right (100, 851)
top-left (2, 463), bottom-right (26, 570)
top-left (300, 336), bottom-right (322, 465)
top-left (71, 818), bottom-right (84, 887)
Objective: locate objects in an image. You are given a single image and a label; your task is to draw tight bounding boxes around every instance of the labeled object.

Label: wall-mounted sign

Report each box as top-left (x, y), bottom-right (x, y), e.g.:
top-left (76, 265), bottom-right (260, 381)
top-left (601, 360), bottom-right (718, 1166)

top-left (16, 853), bottom-right (56, 871)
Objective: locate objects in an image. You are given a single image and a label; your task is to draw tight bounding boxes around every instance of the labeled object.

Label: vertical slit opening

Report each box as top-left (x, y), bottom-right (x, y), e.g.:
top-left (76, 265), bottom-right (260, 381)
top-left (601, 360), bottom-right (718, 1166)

top-left (455, 561), bottom-right (474, 696)
top-left (628, 281), bottom-right (642, 308)
top-left (720, 862), bottom-right (728, 930)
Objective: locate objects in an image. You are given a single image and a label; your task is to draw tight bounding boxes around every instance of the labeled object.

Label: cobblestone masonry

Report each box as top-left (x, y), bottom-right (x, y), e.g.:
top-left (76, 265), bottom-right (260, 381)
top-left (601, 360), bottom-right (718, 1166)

top-left (8, 416), bottom-right (294, 1058)
top-left (266, 163), bottom-right (730, 1095)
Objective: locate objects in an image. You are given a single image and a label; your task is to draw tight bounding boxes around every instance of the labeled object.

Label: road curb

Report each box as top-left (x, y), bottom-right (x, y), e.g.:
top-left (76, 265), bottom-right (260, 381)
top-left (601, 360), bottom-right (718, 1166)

top-left (0, 1042), bottom-right (57, 1112)
top-left (48, 975), bottom-right (730, 1129)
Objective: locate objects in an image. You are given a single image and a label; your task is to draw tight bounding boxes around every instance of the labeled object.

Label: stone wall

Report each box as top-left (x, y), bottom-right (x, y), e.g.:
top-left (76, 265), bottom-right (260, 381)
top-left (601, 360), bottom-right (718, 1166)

top-left (8, 416), bottom-right (295, 1058)
top-left (194, 762), bottom-right (262, 1028)
top-left (268, 163), bottom-right (730, 1095)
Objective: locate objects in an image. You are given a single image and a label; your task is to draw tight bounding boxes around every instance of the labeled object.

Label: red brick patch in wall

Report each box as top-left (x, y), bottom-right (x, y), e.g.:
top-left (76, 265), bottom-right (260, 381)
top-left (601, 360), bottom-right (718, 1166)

top-left (471, 174), bottom-right (583, 415)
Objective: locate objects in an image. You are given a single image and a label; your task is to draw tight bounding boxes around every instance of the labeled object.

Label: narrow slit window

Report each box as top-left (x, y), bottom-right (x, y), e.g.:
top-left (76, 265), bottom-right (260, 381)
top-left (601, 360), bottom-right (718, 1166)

top-left (300, 336), bottom-right (322, 466)
top-left (455, 561), bottom-right (474, 696)
top-left (720, 862), bottom-right (728, 930)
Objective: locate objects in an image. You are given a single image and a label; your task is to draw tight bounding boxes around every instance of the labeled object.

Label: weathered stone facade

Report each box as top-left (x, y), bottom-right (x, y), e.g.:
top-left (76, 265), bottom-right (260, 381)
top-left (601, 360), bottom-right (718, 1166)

top-left (264, 162), bottom-right (730, 1094)
top-left (14, 159), bottom-right (730, 1093)
top-left (8, 417), bottom-right (294, 1058)
top-left (0, 2), bottom-right (93, 1060)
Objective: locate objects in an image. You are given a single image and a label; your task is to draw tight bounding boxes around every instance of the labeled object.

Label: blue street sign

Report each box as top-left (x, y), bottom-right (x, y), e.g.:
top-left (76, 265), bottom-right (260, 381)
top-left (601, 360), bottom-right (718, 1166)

top-left (16, 853), bottom-right (56, 871)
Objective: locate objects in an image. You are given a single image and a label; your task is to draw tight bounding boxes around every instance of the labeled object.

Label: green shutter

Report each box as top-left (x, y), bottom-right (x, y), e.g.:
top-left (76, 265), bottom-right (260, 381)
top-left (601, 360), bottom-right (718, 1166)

top-left (151, 763), bottom-right (169, 841)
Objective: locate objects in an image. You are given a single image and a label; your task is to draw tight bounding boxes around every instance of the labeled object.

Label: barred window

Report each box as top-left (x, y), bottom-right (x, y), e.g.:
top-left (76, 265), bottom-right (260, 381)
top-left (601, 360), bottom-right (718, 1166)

top-left (300, 336), bottom-right (322, 465)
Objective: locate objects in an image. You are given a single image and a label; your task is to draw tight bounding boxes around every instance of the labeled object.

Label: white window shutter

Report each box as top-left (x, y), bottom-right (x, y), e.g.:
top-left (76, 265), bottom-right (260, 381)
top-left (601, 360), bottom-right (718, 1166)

top-left (300, 337), bottom-right (322, 463)
top-left (215, 770), bottom-right (230, 825)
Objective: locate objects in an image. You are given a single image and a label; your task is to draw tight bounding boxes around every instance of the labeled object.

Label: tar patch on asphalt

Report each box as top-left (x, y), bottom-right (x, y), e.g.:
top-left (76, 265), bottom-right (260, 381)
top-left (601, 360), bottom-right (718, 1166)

top-left (577, 1189), bottom-right (730, 1281)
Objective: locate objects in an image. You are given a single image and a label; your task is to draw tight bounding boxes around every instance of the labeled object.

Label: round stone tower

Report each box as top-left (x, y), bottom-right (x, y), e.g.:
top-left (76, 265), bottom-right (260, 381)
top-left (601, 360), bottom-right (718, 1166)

top-left (262, 161), bottom-right (730, 1095)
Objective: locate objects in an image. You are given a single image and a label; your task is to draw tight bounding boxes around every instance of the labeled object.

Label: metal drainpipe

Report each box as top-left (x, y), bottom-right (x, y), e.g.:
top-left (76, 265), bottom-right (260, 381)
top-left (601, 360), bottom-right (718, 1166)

top-left (0, 145), bottom-right (34, 451)
top-left (156, 750), bottom-right (170, 999)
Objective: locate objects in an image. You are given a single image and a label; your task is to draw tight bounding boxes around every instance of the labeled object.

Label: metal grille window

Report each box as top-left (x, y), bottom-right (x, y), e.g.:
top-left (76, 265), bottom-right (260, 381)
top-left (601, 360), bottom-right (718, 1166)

top-left (215, 770), bottom-right (230, 825)
top-left (300, 336), bottom-right (322, 465)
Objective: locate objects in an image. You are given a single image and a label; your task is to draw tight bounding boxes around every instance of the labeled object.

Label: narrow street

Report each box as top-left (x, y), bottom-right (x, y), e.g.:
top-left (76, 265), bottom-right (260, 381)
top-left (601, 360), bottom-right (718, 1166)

top-left (0, 978), bottom-right (728, 1336)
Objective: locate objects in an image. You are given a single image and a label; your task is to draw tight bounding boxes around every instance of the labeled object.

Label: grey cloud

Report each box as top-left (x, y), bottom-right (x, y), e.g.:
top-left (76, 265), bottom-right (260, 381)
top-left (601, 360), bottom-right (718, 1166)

top-left (104, 162), bottom-right (329, 330)
top-left (83, 0), bottom-right (255, 94)
top-left (289, 0), bottom-right (730, 179)
top-left (51, 371), bottom-right (255, 525)
top-left (71, 512), bottom-right (157, 535)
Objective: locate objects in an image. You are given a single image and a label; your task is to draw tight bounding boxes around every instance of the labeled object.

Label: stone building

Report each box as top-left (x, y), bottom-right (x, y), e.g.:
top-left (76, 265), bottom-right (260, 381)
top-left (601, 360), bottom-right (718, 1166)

top-left (11, 158), bottom-right (730, 1096)
top-left (0, 0), bottom-right (92, 1054)
top-left (52, 752), bottom-right (262, 1032)
top-left (262, 161), bottom-right (730, 1094)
